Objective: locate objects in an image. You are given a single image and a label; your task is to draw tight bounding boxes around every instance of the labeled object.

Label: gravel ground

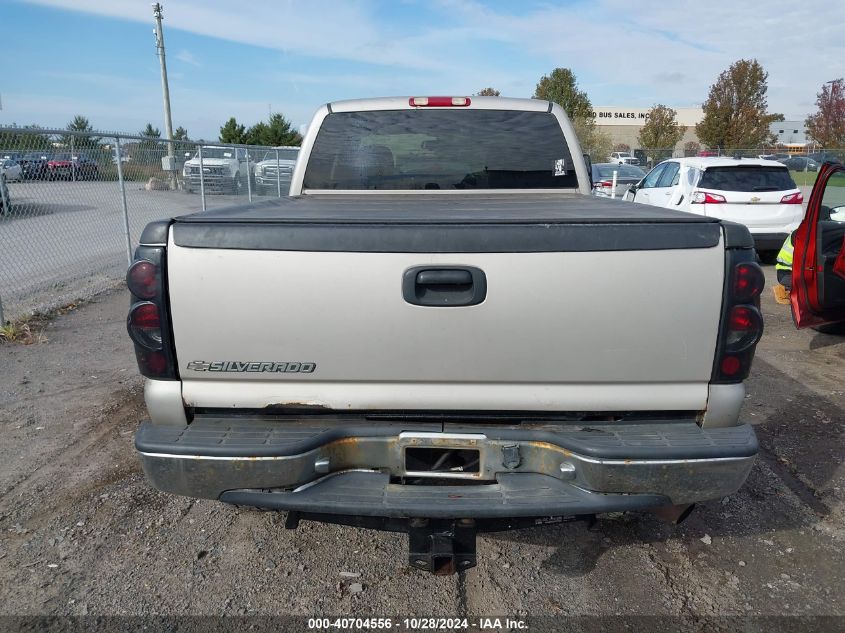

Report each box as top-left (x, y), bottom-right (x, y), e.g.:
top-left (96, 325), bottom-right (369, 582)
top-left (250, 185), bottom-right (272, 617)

top-left (0, 265), bottom-right (843, 629)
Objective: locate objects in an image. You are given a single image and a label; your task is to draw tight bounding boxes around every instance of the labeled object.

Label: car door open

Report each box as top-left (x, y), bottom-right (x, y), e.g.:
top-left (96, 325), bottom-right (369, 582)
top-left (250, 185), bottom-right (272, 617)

top-left (791, 163), bottom-right (845, 329)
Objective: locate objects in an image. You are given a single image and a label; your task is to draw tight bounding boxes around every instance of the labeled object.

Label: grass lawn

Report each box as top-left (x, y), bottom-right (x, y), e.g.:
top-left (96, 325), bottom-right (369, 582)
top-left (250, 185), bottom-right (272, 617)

top-left (790, 170), bottom-right (819, 186)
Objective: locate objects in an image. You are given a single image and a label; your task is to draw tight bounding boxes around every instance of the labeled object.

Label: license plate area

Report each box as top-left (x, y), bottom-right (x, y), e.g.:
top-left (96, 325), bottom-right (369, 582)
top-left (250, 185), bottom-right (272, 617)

top-left (399, 432), bottom-right (486, 480)
top-left (405, 447), bottom-right (480, 474)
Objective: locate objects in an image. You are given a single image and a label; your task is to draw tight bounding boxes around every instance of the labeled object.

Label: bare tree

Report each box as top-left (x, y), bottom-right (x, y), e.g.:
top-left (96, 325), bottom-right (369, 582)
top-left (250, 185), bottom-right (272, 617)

top-left (806, 79), bottom-right (845, 148)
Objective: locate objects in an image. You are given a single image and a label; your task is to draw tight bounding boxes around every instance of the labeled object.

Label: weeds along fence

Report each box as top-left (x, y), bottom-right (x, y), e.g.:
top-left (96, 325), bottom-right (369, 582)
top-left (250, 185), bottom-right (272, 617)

top-left (0, 126), bottom-right (298, 323)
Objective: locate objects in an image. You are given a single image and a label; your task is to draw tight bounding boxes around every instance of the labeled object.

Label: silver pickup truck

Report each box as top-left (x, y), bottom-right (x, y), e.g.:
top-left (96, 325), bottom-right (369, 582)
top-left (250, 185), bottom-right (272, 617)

top-left (128, 96), bottom-right (763, 574)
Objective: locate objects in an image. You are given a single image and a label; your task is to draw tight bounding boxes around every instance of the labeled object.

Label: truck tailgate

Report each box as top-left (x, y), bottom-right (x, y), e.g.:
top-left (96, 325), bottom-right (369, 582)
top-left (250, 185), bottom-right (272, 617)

top-left (166, 195), bottom-right (725, 413)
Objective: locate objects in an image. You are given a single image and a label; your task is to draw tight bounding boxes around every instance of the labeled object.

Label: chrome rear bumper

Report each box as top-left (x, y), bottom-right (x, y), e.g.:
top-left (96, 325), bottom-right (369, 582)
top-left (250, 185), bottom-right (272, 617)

top-left (136, 416), bottom-right (757, 515)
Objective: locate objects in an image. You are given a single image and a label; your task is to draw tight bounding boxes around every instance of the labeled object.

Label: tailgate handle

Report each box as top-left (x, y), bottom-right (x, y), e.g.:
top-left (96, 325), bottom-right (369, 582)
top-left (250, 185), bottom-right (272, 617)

top-left (416, 270), bottom-right (472, 285)
top-left (403, 266), bottom-right (486, 307)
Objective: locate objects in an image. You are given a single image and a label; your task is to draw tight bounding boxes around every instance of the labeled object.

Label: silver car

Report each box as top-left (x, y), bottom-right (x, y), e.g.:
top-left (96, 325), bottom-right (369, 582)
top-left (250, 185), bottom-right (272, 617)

top-left (591, 162), bottom-right (646, 198)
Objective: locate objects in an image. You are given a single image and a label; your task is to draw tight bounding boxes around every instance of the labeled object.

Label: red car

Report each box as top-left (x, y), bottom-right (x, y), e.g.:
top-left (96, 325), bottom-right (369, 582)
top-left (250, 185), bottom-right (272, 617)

top-left (46, 153), bottom-right (99, 180)
top-left (791, 161), bottom-right (845, 334)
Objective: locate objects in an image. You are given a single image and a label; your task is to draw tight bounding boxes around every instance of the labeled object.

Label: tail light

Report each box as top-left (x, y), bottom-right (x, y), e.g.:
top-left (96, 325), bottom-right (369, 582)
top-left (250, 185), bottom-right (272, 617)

top-left (691, 191), bottom-right (726, 204)
top-left (725, 305), bottom-right (763, 351)
top-left (732, 262), bottom-right (765, 302)
top-left (127, 260), bottom-right (158, 299)
top-left (712, 252), bottom-right (765, 383)
top-left (409, 96), bottom-right (471, 107)
top-left (128, 302), bottom-right (162, 350)
top-left (126, 242), bottom-right (177, 379)
top-left (780, 192), bottom-right (803, 204)
top-left (597, 180), bottom-right (613, 192)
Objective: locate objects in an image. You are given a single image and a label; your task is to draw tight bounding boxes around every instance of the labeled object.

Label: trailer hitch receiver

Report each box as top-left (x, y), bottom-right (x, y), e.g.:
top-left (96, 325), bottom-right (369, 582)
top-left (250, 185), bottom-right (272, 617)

top-left (408, 518), bottom-right (477, 575)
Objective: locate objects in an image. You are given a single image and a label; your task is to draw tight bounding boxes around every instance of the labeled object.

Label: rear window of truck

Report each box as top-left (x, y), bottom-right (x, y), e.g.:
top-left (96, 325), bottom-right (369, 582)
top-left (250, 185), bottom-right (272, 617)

top-left (303, 110), bottom-right (578, 190)
top-left (698, 166), bottom-right (796, 192)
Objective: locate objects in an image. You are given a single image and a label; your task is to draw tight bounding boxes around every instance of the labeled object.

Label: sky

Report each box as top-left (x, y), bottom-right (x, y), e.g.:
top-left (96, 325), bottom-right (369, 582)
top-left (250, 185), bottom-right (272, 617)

top-left (1, 0), bottom-right (843, 140)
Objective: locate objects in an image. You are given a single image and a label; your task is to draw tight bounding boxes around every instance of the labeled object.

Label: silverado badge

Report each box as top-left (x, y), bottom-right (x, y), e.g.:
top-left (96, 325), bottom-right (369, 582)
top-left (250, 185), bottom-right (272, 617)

top-left (186, 361), bottom-right (316, 373)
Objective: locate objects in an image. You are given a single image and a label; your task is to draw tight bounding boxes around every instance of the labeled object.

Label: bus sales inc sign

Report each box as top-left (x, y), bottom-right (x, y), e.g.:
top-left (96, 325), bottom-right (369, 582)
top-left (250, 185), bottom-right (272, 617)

top-left (589, 106), bottom-right (703, 127)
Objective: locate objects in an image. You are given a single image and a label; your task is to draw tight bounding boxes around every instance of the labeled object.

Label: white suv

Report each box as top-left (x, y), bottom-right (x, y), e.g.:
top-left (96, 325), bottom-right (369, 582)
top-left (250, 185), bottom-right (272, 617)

top-left (624, 157), bottom-right (804, 257)
top-left (609, 151), bottom-right (640, 166)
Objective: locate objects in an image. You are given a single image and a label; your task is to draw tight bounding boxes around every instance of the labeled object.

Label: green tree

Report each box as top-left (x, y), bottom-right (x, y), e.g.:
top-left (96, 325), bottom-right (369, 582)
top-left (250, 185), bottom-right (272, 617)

top-left (637, 105), bottom-right (687, 157)
top-left (533, 68), bottom-right (607, 160)
top-left (475, 87), bottom-right (501, 96)
top-left (140, 123), bottom-right (161, 138)
top-left (0, 124), bottom-right (52, 152)
top-left (572, 117), bottom-right (612, 162)
top-left (806, 78), bottom-right (845, 148)
top-left (62, 114), bottom-right (98, 149)
top-left (245, 121), bottom-right (270, 146)
top-left (219, 117), bottom-right (247, 144)
top-left (533, 68), bottom-right (593, 121)
top-left (696, 59), bottom-right (780, 151)
top-left (173, 126), bottom-right (189, 141)
top-left (242, 113), bottom-right (302, 146)
top-left (264, 113), bottom-right (302, 146)
top-left (136, 123), bottom-right (163, 164)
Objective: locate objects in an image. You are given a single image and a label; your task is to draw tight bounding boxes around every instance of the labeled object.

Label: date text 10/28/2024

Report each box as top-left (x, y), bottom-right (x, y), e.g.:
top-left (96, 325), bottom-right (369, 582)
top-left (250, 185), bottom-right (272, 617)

top-left (307, 618), bottom-right (528, 630)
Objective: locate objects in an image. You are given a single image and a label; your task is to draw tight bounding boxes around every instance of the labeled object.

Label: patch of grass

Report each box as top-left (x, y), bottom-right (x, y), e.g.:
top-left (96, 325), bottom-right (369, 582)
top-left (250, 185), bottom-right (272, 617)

top-left (0, 318), bottom-right (48, 345)
top-left (790, 170), bottom-right (819, 187)
top-left (0, 299), bottom-right (86, 345)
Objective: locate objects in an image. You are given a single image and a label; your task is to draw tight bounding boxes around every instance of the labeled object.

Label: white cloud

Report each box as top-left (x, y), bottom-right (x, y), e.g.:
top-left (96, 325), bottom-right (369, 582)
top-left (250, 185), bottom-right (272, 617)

top-left (16, 0), bottom-right (845, 123)
top-left (175, 50), bottom-right (201, 67)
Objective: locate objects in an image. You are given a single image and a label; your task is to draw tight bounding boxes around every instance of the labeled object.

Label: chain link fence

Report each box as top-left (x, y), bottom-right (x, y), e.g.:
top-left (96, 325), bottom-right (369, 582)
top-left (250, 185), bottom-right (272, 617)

top-left (632, 147), bottom-right (845, 173)
top-left (0, 126), bottom-right (299, 323)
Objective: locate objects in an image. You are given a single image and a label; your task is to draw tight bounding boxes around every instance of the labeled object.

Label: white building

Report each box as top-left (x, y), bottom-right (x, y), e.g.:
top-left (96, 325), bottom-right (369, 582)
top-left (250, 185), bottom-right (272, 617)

top-left (769, 120), bottom-right (809, 150)
top-left (590, 106), bottom-right (704, 152)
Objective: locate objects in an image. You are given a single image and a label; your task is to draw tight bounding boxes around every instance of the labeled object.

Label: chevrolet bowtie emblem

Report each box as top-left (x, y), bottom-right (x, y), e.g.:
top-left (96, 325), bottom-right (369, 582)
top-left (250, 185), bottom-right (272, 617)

top-left (750, 196), bottom-right (760, 203)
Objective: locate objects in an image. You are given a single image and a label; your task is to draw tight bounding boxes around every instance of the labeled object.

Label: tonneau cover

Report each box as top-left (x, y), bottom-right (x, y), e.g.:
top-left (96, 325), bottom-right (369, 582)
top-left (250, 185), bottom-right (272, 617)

top-left (170, 194), bottom-right (726, 253)
top-left (174, 193), bottom-right (719, 224)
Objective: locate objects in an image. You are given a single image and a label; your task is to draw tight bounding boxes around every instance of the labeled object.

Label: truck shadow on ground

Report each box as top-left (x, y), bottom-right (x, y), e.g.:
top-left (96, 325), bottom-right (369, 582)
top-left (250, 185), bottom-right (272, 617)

top-left (482, 356), bottom-right (843, 577)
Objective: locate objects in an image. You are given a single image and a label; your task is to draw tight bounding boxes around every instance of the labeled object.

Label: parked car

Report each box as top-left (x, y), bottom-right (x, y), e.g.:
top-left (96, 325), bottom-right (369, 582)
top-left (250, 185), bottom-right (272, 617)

top-left (46, 153), bottom-right (99, 180)
top-left (19, 152), bottom-right (51, 179)
top-left (624, 157), bottom-right (803, 258)
top-left (130, 95), bottom-right (763, 574)
top-left (608, 151), bottom-right (639, 165)
top-left (183, 146), bottom-right (255, 194)
top-left (759, 153), bottom-right (789, 161)
top-left (789, 161), bottom-right (845, 333)
top-left (591, 162), bottom-right (646, 198)
top-left (253, 146), bottom-right (300, 196)
top-left (780, 156), bottom-right (820, 172)
top-left (1, 151), bottom-right (24, 162)
top-left (807, 152), bottom-right (842, 165)
top-left (0, 159), bottom-right (22, 182)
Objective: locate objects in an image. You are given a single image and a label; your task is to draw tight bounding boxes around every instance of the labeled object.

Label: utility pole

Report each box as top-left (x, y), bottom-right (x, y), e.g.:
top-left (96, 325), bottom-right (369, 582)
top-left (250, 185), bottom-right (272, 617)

top-left (153, 3), bottom-right (177, 190)
top-left (826, 80), bottom-right (836, 147)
